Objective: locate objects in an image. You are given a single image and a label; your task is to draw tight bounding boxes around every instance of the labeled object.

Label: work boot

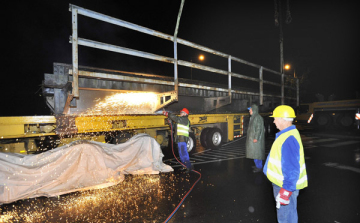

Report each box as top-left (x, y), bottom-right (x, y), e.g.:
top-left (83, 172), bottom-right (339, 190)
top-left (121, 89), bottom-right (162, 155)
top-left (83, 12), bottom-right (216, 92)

top-left (253, 168), bottom-right (262, 173)
top-left (179, 167), bottom-right (188, 172)
top-left (185, 163), bottom-right (194, 173)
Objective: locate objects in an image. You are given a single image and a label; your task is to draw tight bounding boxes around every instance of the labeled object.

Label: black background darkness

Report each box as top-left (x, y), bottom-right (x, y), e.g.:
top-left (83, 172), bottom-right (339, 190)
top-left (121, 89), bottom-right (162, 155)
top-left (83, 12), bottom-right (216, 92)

top-left (2, 0), bottom-right (359, 116)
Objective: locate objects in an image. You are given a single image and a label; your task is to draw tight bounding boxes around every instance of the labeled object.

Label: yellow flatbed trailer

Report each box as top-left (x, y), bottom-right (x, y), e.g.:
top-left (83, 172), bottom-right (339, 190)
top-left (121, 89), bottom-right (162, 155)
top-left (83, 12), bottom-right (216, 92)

top-left (0, 113), bottom-right (248, 154)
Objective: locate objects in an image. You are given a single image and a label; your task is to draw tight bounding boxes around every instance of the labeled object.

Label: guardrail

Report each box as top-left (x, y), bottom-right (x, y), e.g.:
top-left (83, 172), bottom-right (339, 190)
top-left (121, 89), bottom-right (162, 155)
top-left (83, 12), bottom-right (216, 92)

top-left (68, 4), bottom-right (299, 113)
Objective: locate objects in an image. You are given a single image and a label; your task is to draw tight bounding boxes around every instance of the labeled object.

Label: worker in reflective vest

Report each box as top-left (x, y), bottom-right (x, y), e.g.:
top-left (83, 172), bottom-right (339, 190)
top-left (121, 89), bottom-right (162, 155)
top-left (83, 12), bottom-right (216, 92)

top-left (263, 105), bottom-right (308, 223)
top-left (163, 108), bottom-right (193, 171)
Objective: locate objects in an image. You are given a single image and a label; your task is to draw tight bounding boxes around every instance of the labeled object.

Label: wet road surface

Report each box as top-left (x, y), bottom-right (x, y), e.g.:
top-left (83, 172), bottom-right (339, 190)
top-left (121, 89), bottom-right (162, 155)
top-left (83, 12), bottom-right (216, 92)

top-left (1, 130), bottom-right (360, 222)
top-left (164, 130), bottom-right (360, 223)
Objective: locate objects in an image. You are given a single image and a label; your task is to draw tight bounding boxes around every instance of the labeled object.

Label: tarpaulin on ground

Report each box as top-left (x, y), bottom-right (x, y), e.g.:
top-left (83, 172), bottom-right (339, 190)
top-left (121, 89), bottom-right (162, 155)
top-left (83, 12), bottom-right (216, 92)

top-left (0, 134), bottom-right (173, 204)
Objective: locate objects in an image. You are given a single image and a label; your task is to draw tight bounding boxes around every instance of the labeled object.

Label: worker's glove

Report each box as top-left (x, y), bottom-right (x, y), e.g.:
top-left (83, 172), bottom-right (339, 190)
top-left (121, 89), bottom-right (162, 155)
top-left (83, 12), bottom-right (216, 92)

top-left (276, 188), bottom-right (292, 209)
top-left (162, 111), bottom-right (169, 117)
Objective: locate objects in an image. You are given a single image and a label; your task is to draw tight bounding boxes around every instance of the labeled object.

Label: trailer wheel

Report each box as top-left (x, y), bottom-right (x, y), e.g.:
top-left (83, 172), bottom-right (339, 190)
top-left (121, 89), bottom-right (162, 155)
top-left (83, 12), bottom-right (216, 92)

top-left (316, 113), bottom-right (332, 128)
top-left (337, 114), bottom-right (354, 128)
top-left (187, 132), bottom-right (196, 154)
top-left (264, 122), bottom-right (269, 138)
top-left (264, 120), bottom-right (275, 138)
top-left (206, 128), bottom-right (223, 149)
top-left (264, 118), bottom-right (277, 138)
top-left (200, 128), bottom-right (211, 148)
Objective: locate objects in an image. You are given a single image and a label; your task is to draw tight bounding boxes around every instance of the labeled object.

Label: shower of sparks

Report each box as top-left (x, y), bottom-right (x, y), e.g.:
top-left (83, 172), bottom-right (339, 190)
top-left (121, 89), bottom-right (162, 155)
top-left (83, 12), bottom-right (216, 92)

top-left (0, 91), bottom-right (196, 222)
top-left (0, 173), bottom-right (194, 223)
top-left (86, 92), bottom-right (158, 115)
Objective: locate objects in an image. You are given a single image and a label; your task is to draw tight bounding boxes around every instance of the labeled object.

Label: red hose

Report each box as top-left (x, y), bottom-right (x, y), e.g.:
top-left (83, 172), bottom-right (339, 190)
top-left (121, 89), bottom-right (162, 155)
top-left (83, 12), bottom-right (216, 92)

top-left (163, 119), bottom-right (201, 223)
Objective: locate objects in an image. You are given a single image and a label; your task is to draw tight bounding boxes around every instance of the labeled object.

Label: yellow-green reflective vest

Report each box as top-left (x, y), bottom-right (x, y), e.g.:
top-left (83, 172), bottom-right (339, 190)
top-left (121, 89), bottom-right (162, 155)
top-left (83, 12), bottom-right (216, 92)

top-left (266, 129), bottom-right (308, 189)
top-left (177, 122), bottom-right (189, 137)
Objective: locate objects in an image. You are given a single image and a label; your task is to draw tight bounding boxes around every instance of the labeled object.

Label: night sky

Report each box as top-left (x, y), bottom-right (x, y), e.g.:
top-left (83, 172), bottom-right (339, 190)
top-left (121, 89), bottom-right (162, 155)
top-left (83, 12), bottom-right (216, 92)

top-left (2, 0), bottom-right (359, 116)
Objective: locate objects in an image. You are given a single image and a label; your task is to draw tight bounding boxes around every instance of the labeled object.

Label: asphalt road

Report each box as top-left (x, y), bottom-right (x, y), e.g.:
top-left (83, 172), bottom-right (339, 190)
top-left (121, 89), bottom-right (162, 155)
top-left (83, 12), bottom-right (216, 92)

top-left (163, 129), bottom-right (360, 223)
top-left (1, 129), bottom-right (359, 222)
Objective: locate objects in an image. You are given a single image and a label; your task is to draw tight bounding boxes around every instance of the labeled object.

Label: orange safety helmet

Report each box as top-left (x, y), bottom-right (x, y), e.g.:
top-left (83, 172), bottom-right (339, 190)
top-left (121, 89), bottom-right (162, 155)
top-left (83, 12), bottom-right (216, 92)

top-left (180, 108), bottom-right (189, 115)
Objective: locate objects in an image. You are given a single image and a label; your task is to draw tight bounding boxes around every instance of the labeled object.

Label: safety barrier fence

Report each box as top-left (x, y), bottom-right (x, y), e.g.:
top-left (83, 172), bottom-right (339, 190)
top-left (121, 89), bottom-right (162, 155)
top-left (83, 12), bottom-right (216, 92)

top-left (69, 4), bottom-right (299, 109)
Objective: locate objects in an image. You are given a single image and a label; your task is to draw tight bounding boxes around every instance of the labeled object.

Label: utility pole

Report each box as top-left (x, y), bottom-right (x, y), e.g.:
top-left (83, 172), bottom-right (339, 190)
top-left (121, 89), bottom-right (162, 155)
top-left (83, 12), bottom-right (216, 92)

top-left (274, 0), bottom-right (292, 74)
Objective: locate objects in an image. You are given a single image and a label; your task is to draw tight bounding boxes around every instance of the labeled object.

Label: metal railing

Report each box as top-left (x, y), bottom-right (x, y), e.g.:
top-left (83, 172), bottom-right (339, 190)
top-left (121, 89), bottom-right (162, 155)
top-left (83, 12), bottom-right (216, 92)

top-left (68, 4), bottom-right (299, 113)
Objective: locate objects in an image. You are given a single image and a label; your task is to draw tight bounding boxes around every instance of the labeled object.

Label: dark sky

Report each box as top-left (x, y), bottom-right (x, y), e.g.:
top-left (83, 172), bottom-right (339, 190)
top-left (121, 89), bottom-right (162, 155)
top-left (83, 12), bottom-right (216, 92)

top-left (2, 0), bottom-right (359, 116)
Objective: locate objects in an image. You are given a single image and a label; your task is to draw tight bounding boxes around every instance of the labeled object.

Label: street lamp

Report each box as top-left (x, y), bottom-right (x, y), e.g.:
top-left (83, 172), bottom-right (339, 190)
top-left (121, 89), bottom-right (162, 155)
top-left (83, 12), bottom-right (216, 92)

top-left (284, 64), bottom-right (295, 77)
top-left (191, 54), bottom-right (205, 80)
top-left (274, 0), bottom-right (292, 74)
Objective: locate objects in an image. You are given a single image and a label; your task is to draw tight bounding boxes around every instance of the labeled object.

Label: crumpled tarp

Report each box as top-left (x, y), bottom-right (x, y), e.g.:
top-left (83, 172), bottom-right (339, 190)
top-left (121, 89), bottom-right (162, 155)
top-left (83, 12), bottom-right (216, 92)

top-left (0, 133), bottom-right (173, 204)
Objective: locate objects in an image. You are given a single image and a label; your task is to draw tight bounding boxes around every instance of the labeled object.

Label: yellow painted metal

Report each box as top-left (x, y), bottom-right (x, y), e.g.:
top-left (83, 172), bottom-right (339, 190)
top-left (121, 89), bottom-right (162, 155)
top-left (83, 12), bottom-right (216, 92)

top-left (227, 115), bottom-right (235, 140)
top-left (0, 116), bottom-right (56, 125)
top-left (231, 115), bottom-right (243, 138)
top-left (188, 113), bottom-right (247, 141)
top-left (74, 113), bottom-right (247, 135)
top-left (26, 139), bottom-right (38, 153)
top-left (75, 115), bottom-right (169, 133)
top-left (0, 124), bottom-right (24, 138)
top-left (241, 116), bottom-right (244, 135)
top-left (142, 129), bottom-right (157, 140)
top-left (0, 116), bottom-right (56, 139)
top-left (0, 113), bottom-right (248, 146)
top-left (1, 138), bottom-right (45, 154)
top-left (0, 142), bottom-right (27, 154)
top-left (58, 135), bottom-right (106, 147)
top-left (188, 114), bottom-right (230, 125)
top-left (156, 134), bottom-right (164, 145)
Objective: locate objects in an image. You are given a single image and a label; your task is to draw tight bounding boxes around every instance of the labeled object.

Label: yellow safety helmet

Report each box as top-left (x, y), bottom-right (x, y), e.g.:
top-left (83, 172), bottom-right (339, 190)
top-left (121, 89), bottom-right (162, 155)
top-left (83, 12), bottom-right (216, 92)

top-left (270, 105), bottom-right (296, 118)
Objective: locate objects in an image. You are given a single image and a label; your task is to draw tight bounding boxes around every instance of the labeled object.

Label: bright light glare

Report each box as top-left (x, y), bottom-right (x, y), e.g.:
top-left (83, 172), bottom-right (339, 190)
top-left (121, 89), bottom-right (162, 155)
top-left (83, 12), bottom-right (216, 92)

top-left (102, 93), bottom-right (157, 106)
top-left (199, 55), bottom-right (205, 61)
top-left (284, 64), bottom-right (290, 70)
top-left (88, 92), bottom-right (158, 115)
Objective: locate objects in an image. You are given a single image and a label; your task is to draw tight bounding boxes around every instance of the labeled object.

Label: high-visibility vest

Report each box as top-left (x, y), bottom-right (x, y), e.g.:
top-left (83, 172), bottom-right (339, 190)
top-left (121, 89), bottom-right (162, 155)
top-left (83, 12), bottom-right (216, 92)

top-left (266, 129), bottom-right (308, 189)
top-left (177, 122), bottom-right (189, 137)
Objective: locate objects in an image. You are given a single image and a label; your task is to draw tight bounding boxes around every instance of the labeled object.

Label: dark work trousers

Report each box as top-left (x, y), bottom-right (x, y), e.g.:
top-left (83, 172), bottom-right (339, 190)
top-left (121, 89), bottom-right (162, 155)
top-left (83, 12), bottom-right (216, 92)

top-left (254, 159), bottom-right (263, 169)
top-left (177, 142), bottom-right (191, 169)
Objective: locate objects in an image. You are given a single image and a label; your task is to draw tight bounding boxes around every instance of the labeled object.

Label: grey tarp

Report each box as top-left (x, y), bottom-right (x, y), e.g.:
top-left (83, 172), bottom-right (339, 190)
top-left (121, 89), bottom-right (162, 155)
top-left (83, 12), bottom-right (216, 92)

top-left (0, 134), bottom-right (173, 204)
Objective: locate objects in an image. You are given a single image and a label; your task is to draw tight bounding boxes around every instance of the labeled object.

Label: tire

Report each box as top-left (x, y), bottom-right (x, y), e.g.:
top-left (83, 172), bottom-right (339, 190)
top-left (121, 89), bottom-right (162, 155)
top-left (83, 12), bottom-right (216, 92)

top-left (264, 118), bottom-right (276, 138)
top-left (187, 132), bottom-right (196, 154)
top-left (269, 122), bottom-right (276, 135)
top-left (206, 128), bottom-right (223, 149)
top-left (264, 120), bottom-right (271, 138)
top-left (200, 128), bottom-right (211, 148)
top-left (264, 121), bottom-right (268, 138)
top-left (316, 113), bottom-right (332, 128)
top-left (337, 114), bottom-right (354, 128)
